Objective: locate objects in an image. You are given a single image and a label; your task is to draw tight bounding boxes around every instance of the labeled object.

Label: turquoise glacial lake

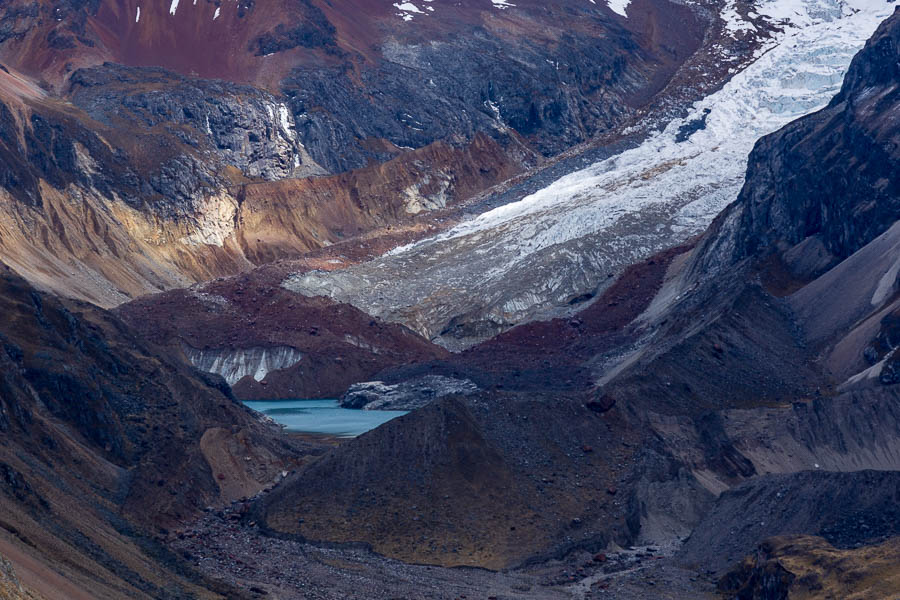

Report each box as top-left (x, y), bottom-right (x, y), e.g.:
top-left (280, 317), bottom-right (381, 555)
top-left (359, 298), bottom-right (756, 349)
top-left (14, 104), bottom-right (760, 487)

top-left (243, 399), bottom-right (408, 437)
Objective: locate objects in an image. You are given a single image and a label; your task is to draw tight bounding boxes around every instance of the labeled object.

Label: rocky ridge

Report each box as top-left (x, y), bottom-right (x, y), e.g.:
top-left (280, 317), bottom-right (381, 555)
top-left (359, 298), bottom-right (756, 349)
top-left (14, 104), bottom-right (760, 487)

top-left (0, 556), bottom-right (42, 600)
top-left (115, 272), bottom-right (446, 399)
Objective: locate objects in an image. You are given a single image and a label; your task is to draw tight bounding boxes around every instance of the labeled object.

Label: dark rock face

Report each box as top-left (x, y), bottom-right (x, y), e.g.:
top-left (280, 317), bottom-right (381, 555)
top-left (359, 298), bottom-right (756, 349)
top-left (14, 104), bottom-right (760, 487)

top-left (585, 394), bottom-right (616, 414)
top-left (881, 357), bottom-right (900, 384)
top-left (873, 310), bottom-right (900, 384)
top-left (0, 462), bottom-right (46, 508)
top-left (250, 0), bottom-right (337, 55)
top-left (719, 534), bottom-right (900, 600)
top-left (718, 542), bottom-right (795, 600)
top-left (0, 3), bottom-right (40, 45)
top-left (692, 8), bottom-right (900, 279)
top-left (282, 21), bottom-right (656, 174)
top-left (69, 64), bottom-right (323, 184)
top-left (0, 94), bottom-right (130, 207)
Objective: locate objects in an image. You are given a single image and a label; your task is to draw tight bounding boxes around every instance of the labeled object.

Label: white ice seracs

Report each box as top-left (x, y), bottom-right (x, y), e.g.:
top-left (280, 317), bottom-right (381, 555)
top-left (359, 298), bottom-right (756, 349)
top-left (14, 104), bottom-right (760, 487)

top-left (185, 346), bottom-right (304, 385)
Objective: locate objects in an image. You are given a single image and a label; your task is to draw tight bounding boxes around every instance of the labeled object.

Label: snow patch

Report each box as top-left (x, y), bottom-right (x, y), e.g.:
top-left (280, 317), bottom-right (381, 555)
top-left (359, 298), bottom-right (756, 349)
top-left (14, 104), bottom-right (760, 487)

top-left (872, 255), bottom-right (900, 306)
top-left (277, 104), bottom-right (294, 140)
top-left (392, 0), bottom-right (524, 20)
top-left (394, 1), bottom-right (425, 19)
top-left (842, 351), bottom-right (893, 388)
top-left (394, 2), bottom-right (423, 12)
top-left (607, 0), bottom-right (629, 17)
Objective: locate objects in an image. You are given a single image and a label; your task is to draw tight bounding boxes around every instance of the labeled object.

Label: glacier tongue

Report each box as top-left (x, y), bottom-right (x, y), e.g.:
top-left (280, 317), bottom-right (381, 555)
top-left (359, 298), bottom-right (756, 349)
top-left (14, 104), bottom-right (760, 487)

top-left (284, 0), bottom-right (898, 350)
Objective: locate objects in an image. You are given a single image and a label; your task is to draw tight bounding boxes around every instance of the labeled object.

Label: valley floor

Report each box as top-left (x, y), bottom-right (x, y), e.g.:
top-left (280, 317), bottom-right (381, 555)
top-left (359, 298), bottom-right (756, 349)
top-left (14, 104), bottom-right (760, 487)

top-left (169, 491), bottom-right (719, 600)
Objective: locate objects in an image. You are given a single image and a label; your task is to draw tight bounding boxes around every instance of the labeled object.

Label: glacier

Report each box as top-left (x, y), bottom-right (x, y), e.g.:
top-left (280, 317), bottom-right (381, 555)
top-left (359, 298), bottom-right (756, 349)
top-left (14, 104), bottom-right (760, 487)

top-left (285, 0), bottom-right (899, 350)
top-left (185, 346), bottom-right (303, 386)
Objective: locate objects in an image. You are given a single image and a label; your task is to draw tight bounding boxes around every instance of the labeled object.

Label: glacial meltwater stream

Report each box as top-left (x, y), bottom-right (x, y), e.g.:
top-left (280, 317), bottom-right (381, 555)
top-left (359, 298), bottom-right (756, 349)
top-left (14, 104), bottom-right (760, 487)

top-left (243, 399), bottom-right (408, 437)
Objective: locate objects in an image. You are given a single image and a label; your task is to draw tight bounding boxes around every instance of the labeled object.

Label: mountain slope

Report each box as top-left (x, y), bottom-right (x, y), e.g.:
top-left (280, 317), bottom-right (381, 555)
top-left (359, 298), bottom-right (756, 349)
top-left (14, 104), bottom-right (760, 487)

top-left (0, 0), bottom-right (715, 307)
top-left (2, 1), bottom-right (899, 598)
top-left (719, 534), bottom-right (900, 600)
top-left (0, 261), bottom-right (302, 598)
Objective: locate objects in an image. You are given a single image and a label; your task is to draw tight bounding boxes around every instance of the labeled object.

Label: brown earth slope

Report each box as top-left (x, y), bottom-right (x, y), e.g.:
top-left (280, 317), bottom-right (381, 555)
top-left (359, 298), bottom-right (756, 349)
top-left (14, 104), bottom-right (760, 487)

top-left (254, 391), bottom-right (641, 570)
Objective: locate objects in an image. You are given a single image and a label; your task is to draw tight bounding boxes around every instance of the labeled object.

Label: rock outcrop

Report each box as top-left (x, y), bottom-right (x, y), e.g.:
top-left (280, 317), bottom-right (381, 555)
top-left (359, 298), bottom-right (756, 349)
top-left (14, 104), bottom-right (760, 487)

top-left (0, 556), bottom-right (36, 600)
top-left (690, 6), bottom-right (900, 281)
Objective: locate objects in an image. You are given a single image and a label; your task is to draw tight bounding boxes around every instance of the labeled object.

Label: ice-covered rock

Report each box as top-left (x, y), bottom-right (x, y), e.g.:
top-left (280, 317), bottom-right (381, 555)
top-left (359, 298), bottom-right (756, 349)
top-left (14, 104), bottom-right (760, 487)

top-left (340, 376), bottom-right (479, 410)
